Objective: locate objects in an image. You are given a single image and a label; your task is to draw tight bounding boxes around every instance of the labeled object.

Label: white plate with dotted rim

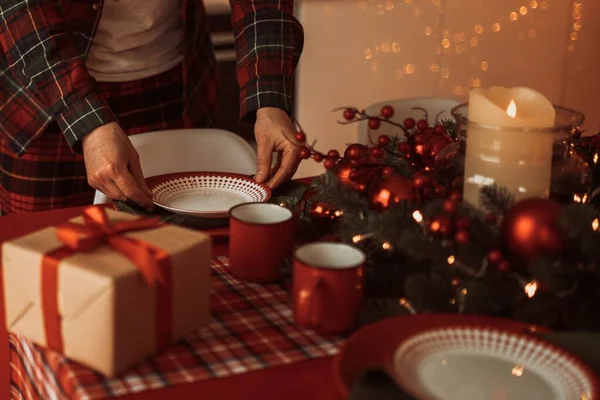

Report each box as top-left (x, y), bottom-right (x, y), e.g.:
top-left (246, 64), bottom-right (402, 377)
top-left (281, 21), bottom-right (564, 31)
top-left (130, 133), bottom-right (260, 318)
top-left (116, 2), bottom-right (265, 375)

top-left (392, 326), bottom-right (597, 400)
top-left (146, 172), bottom-right (271, 218)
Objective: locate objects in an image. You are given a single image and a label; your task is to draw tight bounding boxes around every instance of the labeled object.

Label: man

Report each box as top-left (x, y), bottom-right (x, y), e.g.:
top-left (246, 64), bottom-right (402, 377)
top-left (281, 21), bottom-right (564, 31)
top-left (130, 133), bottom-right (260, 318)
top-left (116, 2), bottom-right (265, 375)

top-left (0, 0), bottom-right (304, 214)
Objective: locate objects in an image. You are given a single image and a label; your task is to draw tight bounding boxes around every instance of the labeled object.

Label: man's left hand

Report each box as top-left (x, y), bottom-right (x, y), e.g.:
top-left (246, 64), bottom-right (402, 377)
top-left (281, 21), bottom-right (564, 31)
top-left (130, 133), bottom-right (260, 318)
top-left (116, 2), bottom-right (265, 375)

top-left (254, 107), bottom-right (301, 188)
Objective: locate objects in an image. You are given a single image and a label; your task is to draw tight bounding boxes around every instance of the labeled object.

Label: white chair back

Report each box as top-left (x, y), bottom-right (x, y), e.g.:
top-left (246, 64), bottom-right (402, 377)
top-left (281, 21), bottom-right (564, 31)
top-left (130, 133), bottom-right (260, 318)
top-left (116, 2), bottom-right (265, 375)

top-left (358, 97), bottom-right (462, 144)
top-left (93, 129), bottom-right (257, 204)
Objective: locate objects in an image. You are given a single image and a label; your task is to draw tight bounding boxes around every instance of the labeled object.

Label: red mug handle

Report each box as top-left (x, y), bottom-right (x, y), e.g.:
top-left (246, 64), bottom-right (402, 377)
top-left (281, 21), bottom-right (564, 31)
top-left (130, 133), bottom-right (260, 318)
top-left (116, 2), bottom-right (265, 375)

top-left (306, 278), bottom-right (325, 329)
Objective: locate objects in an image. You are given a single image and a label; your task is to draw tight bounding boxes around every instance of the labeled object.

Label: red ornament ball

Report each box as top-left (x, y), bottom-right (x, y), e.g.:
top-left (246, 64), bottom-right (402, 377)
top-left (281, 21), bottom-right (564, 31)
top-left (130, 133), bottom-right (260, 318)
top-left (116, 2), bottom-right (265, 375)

top-left (370, 147), bottom-right (384, 159)
top-left (335, 160), bottom-right (371, 191)
top-left (443, 199), bottom-right (458, 214)
top-left (417, 119), bottom-right (429, 131)
top-left (368, 118), bottom-right (381, 130)
top-left (295, 131), bottom-right (306, 143)
top-left (381, 166), bottom-right (395, 176)
top-left (368, 176), bottom-right (416, 210)
top-left (404, 118), bottom-right (416, 130)
top-left (501, 198), bottom-right (564, 259)
top-left (454, 229), bottom-right (470, 244)
top-left (428, 134), bottom-right (453, 157)
top-left (343, 108), bottom-right (356, 121)
top-left (429, 215), bottom-right (452, 235)
top-left (398, 142), bottom-right (412, 154)
top-left (299, 147), bottom-right (311, 159)
top-left (488, 249), bottom-right (503, 264)
top-left (433, 184), bottom-right (446, 197)
top-left (344, 143), bottom-right (369, 160)
top-left (327, 149), bottom-right (340, 158)
top-left (434, 125), bottom-right (446, 135)
top-left (381, 105), bottom-right (395, 119)
top-left (448, 191), bottom-right (462, 202)
top-left (324, 158), bottom-right (336, 170)
top-left (378, 134), bottom-right (391, 146)
top-left (312, 152), bottom-right (323, 162)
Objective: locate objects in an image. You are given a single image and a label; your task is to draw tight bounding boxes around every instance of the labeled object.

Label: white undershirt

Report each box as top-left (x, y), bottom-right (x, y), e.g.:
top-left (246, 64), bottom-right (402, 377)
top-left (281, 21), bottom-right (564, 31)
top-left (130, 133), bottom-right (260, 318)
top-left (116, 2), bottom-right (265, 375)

top-left (86, 0), bottom-right (184, 82)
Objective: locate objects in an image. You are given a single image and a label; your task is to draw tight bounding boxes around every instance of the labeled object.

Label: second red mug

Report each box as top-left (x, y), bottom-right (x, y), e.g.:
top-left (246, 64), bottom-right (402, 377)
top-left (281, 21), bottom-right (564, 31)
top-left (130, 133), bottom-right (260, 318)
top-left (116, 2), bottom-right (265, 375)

top-left (229, 203), bottom-right (295, 283)
top-left (293, 242), bottom-right (365, 336)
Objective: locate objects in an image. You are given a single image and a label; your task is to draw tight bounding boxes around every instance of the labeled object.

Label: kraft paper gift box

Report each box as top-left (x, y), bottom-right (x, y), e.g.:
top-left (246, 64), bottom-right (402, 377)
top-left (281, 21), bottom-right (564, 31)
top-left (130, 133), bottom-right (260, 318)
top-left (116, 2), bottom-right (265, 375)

top-left (2, 206), bottom-right (211, 377)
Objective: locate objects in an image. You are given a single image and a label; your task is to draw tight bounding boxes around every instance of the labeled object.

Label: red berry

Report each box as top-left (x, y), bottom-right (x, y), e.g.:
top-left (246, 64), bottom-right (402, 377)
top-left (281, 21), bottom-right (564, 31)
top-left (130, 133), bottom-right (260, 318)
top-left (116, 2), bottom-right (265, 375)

top-left (434, 125), bottom-right (446, 135)
top-left (313, 152), bottom-right (323, 162)
top-left (437, 216), bottom-right (453, 236)
top-left (484, 213), bottom-right (498, 225)
top-left (398, 142), bottom-right (411, 154)
top-left (378, 134), bottom-right (391, 146)
top-left (381, 105), bottom-right (395, 119)
top-left (488, 249), bottom-right (503, 264)
top-left (412, 175), bottom-right (428, 188)
top-left (327, 149), bottom-right (340, 158)
top-left (299, 147), bottom-right (311, 159)
top-left (417, 119), bottom-right (429, 131)
top-left (349, 159), bottom-right (361, 168)
top-left (404, 118), bottom-right (416, 130)
top-left (295, 131), bottom-right (306, 142)
top-left (456, 217), bottom-right (471, 230)
top-left (433, 184), bottom-right (446, 197)
top-left (368, 118), bottom-right (381, 130)
top-left (343, 108), bottom-right (356, 120)
top-left (497, 260), bottom-right (510, 272)
top-left (454, 229), bottom-right (470, 244)
top-left (443, 199), bottom-right (458, 214)
top-left (344, 143), bottom-right (368, 160)
top-left (381, 166), bottom-right (395, 176)
top-left (448, 191), bottom-right (462, 202)
top-left (370, 147), bottom-right (384, 159)
top-left (324, 158), bottom-right (336, 170)
top-left (349, 170), bottom-right (361, 181)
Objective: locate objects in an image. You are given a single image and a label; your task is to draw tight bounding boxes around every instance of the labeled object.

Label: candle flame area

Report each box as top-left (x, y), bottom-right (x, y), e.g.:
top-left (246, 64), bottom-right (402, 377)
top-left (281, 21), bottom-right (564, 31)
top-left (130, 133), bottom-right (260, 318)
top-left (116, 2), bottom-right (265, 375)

top-left (506, 99), bottom-right (517, 118)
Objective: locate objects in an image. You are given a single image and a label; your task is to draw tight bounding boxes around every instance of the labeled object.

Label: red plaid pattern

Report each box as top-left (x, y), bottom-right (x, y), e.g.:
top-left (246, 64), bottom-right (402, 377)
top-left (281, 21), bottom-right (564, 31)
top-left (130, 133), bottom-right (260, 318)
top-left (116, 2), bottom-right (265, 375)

top-left (0, 67), bottom-right (184, 215)
top-left (0, 0), bottom-right (303, 156)
top-left (9, 256), bottom-right (342, 400)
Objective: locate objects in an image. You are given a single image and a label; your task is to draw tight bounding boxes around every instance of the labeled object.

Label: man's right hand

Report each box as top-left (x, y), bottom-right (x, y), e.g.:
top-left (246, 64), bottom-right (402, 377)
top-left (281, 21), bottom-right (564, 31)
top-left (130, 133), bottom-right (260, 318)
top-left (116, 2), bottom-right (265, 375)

top-left (82, 122), bottom-right (154, 209)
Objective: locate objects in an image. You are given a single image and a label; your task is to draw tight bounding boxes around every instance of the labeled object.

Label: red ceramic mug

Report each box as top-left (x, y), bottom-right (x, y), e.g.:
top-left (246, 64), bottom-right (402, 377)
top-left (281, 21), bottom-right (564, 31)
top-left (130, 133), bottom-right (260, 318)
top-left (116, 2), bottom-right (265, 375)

top-left (229, 203), bottom-right (295, 283)
top-left (293, 242), bottom-right (366, 336)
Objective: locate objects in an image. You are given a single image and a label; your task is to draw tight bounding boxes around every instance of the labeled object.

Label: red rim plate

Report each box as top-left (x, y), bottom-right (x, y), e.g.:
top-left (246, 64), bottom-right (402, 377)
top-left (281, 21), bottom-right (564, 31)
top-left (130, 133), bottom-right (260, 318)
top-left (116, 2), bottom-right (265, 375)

top-left (146, 172), bottom-right (271, 218)
top-left (332, 314), bottom-right (599, 398)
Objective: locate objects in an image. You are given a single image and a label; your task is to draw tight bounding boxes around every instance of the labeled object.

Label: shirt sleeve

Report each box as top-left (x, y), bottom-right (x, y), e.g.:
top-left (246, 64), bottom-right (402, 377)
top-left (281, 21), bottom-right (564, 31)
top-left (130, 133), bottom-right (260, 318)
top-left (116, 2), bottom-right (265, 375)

top-left (229, 0), bottom-right (304, 124)
top-left (0, 0), bottom-right (116, 151)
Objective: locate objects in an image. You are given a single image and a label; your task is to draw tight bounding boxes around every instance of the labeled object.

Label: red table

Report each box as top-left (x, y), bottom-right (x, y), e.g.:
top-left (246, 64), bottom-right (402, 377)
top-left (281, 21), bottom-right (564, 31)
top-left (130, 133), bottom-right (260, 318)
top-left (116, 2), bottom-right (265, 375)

top-left (0, 206), bottom-right (344, 400)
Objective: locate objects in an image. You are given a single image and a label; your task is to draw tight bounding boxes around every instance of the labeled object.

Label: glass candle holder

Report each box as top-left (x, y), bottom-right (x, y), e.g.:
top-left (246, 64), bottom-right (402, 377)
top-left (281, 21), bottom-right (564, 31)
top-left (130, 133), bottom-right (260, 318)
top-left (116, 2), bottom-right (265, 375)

top-left (449, 104), bottom-right (585, 208)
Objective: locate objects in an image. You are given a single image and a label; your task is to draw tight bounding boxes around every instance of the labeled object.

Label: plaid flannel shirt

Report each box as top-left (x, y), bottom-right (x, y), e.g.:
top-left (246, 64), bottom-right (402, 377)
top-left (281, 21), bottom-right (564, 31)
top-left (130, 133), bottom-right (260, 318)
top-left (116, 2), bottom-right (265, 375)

top-left (0, 0), bottom-right (304, 156)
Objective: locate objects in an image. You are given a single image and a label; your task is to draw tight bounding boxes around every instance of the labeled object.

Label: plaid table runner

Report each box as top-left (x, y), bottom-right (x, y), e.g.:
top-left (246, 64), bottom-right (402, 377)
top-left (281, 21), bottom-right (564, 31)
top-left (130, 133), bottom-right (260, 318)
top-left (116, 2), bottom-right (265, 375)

top-left (9, 256), bottom-right (343, 400)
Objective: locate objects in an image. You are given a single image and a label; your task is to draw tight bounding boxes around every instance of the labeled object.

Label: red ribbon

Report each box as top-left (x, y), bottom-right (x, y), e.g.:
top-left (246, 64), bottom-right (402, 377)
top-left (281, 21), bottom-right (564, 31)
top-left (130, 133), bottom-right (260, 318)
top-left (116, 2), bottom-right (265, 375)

top-left (41, 206), bottom-right (173, 354)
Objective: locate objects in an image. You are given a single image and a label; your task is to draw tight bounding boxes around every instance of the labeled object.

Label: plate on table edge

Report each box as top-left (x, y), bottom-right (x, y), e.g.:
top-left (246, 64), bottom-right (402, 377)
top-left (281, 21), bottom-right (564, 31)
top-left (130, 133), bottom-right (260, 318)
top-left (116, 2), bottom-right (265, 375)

top-left (146, 172), bottom-right (271, 219)
top-left (332, 314), bottom-right (599, 399)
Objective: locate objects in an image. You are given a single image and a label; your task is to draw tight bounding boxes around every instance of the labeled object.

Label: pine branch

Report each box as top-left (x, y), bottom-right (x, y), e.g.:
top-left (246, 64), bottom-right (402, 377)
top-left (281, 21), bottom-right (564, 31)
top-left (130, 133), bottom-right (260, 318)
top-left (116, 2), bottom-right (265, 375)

top-left (479, 184), bottom-right (515, 214)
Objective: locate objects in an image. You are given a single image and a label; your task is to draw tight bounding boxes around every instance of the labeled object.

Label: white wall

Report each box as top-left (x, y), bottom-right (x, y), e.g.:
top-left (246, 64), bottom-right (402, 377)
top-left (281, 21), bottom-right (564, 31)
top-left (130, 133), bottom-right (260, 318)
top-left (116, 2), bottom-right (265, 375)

top-left (294, 0), bottom-right (600, 178)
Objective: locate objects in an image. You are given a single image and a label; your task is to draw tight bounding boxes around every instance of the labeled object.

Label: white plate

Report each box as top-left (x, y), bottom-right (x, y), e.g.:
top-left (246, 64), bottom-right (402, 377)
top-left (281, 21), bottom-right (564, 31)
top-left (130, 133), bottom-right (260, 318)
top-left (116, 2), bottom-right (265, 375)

top-left (393, 327), bottom-right (596, 400)
top-left (146, 172), bottom-right (271, 218)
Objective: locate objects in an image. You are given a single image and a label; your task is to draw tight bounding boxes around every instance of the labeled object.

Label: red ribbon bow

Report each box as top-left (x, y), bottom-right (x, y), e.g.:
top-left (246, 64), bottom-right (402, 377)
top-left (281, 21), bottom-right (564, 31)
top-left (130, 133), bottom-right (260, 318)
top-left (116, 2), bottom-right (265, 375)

top-left (42, 206), bottom-right (173, 353)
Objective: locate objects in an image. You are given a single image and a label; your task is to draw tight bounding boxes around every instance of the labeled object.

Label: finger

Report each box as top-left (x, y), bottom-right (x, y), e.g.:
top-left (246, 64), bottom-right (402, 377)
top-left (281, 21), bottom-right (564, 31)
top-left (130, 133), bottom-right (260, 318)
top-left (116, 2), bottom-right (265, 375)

top-left (113, 169), bottom-right (154, 209)
top-left (102, 181), bottom-right (128, 202)
top-left (267, 145), bottom-right (299, 188)
top-left (254, 136), bottom-right (273, 183)
top-left (269, 152), bottom-right (282, 178)
top-left (128, 157), bottom-right (154, 199)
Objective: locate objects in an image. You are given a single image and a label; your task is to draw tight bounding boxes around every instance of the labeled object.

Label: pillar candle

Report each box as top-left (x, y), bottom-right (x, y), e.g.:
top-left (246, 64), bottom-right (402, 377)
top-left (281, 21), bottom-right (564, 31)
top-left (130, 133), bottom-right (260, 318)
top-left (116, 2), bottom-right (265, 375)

top-left (463, 87), bottom-right (556, 207)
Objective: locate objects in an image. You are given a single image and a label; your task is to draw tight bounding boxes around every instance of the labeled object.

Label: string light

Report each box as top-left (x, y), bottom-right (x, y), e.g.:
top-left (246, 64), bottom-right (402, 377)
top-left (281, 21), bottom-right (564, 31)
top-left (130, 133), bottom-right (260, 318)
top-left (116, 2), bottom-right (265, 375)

top-left (524, 279), bottom-right (538, 298)
top-left (447, 255), bottom-right (456, 265)
top-left (399, 298), bottom-right (417, 314)
top-left (412, 210), bottom-right (423, 222)
top-left (382, 241), bottom-right (393, 251)
top-left (593, 218), bottom-right (599, 232)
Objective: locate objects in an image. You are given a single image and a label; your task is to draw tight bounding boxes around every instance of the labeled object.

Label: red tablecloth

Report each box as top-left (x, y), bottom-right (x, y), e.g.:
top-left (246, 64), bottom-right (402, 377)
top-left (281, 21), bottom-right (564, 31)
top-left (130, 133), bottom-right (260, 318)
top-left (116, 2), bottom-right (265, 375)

top-left (0, 206), bottom-right (345, 400)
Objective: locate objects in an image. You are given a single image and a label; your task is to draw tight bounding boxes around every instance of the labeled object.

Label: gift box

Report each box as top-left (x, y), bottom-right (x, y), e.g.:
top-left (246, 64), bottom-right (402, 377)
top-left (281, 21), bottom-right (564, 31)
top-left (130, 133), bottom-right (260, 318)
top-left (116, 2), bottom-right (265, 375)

top-left (2, 206), bottom-right (211, 377)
